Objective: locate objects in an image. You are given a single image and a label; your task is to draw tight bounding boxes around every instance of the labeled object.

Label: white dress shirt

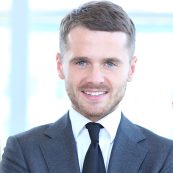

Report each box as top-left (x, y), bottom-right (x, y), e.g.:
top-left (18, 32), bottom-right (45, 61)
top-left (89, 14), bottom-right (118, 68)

top-left (69, 106), bottom-right (121, 172)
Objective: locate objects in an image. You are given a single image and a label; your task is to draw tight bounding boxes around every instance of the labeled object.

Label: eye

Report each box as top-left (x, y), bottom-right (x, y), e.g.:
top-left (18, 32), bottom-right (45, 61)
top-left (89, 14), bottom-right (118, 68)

top-left (105, 60), bottom-right (118, 68)
top-left (75, 59), bottom-right (88, 68)
top-left (76, 60), bottom-right (86, 65)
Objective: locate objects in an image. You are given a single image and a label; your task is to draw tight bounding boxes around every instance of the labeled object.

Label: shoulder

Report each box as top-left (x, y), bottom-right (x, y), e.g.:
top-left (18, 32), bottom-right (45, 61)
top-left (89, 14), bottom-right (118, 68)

top-left (9, 113), bottom-right (69, 145)
top-left (121, 114), bottom-right (173, 145)
top-left (137, 125), bottom-right (173, 148)
top-left (1, 114), bottom-right (70, 172)
top-left (13, 123), bottom-right (51, 143)
top-left (120, 114), bottom-right (173, 150)
top-left (137, 125), bottom-right (173, 172)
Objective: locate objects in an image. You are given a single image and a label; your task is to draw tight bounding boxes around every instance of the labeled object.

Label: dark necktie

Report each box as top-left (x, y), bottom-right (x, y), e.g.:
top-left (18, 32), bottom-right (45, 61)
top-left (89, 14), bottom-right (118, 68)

top-left (82, 122), bottom-right (106, 173)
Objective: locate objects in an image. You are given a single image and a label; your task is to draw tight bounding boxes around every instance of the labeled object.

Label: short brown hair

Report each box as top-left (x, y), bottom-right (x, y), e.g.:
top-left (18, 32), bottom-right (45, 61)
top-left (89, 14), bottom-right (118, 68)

top-left (59, 1), bottom-right (136, 56)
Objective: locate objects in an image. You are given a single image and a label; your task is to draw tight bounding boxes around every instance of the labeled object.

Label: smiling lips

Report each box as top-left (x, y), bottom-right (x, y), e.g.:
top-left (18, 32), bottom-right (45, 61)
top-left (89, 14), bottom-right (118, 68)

top-left (82, 90), bottom-right (108, 102)
top-left (83, 91), bottom-right (107, 96)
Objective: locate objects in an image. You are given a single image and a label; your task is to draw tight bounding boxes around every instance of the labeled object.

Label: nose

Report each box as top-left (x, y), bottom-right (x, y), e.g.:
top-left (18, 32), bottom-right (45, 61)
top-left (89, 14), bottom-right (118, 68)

top-left (86, 65), bottom-right (105, 85)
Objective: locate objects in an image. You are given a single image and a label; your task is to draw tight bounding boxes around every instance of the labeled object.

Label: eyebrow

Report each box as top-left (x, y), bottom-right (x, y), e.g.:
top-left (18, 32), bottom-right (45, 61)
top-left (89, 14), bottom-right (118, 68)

top-left (70, 56), bottom-right (122, 63)
top-left (104, 57), bottom-right (122, 62)
top-left (70, 56), bottom-right (89, 62)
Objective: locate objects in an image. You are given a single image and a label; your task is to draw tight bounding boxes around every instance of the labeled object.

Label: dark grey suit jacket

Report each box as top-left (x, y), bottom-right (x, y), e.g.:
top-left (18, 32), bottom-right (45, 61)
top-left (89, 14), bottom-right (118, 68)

top-left (1, 113), bottom-right (173, 173)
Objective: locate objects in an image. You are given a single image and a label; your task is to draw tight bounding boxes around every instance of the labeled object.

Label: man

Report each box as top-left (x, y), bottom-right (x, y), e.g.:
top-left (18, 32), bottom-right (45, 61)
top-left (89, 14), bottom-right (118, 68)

top-left (1, 1), bottom-right (173, 173)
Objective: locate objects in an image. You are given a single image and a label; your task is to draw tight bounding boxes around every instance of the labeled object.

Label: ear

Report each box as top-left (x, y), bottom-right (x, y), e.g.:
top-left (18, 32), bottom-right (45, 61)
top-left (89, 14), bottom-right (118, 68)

top-left (128, 56), bottom-right (137, 82)
top-left (56, 53), bottom-right (65, 79)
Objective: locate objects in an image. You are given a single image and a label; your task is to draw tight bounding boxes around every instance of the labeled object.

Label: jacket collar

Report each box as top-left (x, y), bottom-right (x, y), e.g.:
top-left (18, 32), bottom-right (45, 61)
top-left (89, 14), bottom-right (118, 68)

top-left (108, 114), bottom-right (148, 173)
top-left (40, 112), bottom-right (148, 173)
top-left (40, 113), bottom-right (80, 173)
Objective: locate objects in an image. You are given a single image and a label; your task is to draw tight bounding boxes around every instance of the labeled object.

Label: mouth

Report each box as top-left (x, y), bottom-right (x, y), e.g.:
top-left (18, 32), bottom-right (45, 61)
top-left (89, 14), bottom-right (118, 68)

top-left (80, 84), bottom-right (109, 102)
top-left (82, 91), bottom-right (108, 96)
top-left (81, 89), bottom-right (109, 102)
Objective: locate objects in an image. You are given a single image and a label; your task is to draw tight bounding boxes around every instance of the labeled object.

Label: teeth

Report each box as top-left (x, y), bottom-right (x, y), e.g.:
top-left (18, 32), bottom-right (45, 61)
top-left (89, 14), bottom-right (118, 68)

top-left (84, 91), bottom-right (106, 96)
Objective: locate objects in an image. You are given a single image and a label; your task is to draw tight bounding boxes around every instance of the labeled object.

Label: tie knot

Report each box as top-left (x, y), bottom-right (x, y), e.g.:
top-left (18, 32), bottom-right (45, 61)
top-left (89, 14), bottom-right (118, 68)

top-left (86, 122), bottom-right (103, 144)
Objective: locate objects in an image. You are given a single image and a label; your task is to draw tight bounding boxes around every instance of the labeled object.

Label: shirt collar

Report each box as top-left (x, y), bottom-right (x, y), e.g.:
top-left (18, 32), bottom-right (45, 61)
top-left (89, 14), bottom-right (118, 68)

top-left (69, 106), bottom-right (121, 143)
top-left (97, 106), bottom-right (121, 142)
top-left (69, 107), bottom-right (90, 140)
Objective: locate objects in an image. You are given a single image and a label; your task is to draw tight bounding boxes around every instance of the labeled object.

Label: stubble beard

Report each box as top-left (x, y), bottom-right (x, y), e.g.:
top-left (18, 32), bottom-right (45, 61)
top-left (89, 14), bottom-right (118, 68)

top-left (66, 81), bottom-right (127, 120)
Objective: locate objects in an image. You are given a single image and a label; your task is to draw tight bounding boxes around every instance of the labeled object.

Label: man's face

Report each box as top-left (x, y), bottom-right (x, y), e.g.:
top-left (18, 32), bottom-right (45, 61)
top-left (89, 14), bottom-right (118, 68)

top-left (57, 26), bottom-right (137, 121)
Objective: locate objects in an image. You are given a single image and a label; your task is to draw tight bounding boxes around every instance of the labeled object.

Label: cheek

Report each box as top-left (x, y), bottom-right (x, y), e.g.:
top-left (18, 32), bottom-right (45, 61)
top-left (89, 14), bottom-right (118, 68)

top-left (65, 72), bottom-right (80, 89)
top-left (109, 69), bottom-right (129, 83)
top-left (68, 67), bottom-right (86, 84)
top-left (120, 64), bottom-right (132, 81)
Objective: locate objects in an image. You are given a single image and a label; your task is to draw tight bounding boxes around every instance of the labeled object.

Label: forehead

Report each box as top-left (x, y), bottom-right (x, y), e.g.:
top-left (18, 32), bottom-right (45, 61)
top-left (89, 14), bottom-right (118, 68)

top-left (66, 26), bottom-right (129, 57)
top-left (68, 26), bottom-right (128, 44)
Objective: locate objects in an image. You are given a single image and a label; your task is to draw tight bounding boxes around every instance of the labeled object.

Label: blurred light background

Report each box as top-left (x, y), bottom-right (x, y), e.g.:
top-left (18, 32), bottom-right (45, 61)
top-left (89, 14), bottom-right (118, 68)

top-left (0, 0), bottom-right (173, 158)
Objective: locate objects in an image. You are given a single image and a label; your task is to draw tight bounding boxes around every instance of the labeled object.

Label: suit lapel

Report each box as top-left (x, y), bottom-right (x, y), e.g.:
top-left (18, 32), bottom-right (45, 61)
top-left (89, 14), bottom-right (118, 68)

top-left (108, 115), bottom-right (148, 173)
top-left (40, 114), bottom-right (80, 173)
top-left (38, 113), bottom-right (148, 173)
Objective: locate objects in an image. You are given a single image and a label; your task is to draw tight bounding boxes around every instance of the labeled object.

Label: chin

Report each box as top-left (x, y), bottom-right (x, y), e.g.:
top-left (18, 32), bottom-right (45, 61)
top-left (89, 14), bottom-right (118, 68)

top-left (83, 108), bottom-right (108, 118)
